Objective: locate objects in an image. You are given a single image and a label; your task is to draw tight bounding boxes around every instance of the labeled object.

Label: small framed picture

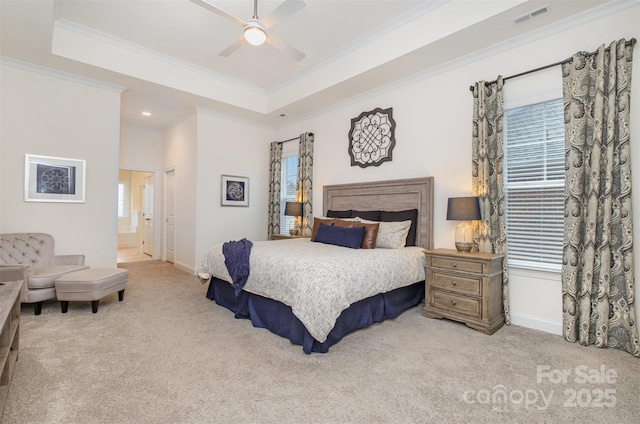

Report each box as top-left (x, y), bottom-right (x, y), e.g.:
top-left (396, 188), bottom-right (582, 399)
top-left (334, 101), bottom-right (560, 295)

top-left (24, 154), bottom-right (86, 203)
top-left (221, 175), bottom-right (249, 207)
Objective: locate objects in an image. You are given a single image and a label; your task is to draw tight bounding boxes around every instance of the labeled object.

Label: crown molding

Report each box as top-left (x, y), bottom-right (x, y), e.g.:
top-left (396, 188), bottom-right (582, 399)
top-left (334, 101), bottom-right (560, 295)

top-left (266, 0), bottom-right (449, 95)
top-left (194, 106), bottom-right (274, 130)
top-left (54, 18), bottom-right (265, 96)
top-left (0, 56), bottom-right (126, 93)
top-left (273, 0), bottom-right (639, 130)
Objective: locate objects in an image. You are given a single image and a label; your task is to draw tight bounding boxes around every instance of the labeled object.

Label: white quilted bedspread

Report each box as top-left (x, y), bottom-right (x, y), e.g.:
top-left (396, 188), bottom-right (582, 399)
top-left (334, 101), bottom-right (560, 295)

top-left (198, 238), bottom-right (426, 343)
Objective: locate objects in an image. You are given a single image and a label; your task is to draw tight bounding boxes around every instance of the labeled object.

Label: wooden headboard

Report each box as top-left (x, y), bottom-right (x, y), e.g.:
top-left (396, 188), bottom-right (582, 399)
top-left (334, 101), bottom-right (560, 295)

top-left (323, 177), bottom-right (434, 249)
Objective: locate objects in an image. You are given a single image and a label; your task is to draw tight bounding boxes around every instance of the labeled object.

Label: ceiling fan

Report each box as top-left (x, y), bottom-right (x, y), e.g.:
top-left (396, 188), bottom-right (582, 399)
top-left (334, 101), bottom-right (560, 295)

top-left (190, 0), bottom-right (306, 62)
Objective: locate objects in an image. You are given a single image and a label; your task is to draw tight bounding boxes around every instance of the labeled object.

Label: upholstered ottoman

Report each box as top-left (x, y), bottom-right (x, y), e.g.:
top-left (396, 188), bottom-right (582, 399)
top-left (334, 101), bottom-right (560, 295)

top-left (54, 268), bottom-right (129, 313)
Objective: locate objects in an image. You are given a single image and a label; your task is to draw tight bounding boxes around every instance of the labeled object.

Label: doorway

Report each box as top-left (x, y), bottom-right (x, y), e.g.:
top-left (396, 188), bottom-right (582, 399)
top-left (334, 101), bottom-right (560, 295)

top-left (117, 170), bottom-right (155, 263)
top-left (164, 169), bottom-right (176, 264)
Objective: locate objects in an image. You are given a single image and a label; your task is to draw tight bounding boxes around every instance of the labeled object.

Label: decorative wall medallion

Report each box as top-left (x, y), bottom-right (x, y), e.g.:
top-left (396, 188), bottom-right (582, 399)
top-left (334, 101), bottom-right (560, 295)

top-left (348, 107), bottom-right (396, 168)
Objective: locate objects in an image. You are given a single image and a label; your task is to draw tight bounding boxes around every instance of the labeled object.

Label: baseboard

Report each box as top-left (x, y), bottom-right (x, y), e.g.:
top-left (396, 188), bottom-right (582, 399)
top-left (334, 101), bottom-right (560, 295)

top-left (509, 313), bottom-right (562, 336)
top-left (173, 260), bottom-right (195, 275)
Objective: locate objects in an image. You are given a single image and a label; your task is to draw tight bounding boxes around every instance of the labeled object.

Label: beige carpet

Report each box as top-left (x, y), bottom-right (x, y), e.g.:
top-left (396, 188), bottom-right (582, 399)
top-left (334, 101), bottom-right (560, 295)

top-left (3, 261), bottom-right (639, 424)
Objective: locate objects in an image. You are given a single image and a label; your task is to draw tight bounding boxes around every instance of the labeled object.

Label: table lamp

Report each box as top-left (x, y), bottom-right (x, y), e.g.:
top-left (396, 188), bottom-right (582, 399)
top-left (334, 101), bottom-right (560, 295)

top-left (284, 201), bottom-right (303, 235)
top-left (447, 197), bottom-right (481, 252)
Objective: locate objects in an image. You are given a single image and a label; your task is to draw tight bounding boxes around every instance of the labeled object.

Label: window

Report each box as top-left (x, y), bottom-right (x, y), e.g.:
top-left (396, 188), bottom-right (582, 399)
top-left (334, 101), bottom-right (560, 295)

top-left (504, 98), bottom-right (565, 271)
top-left (117, 183), bottom-right (126, 218)
top-left (279, 141), bottom-right (298, 234)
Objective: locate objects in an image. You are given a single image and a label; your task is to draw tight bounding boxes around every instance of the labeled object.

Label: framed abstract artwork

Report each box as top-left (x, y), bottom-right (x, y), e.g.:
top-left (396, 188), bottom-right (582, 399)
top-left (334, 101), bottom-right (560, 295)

top-left (24, 154), bottom-right (86, 203)
top-left (221, 174), bottom-right (249, 207)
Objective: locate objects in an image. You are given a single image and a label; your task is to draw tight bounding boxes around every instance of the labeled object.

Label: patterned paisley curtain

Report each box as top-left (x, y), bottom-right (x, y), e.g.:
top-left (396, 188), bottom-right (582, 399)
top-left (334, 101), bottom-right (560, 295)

top-left (562, 38), bottom-right (639, 357)
top-left (296, 132), bottom-right (314, 235)
top-left (471, 77), bottom-right (510, 325)
top-left (267, 141), bottom-right (283, 238)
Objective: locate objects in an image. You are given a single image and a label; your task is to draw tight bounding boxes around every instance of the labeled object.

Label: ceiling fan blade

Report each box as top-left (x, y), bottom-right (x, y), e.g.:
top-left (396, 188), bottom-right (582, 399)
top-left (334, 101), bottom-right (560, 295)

top-left (262, 0), bottom-right (306, 29)
top-left (218, 37), bottom-right (245, 57)
top-left (189, 0), bottom-right (246, 27)
top-left (267, 34), bottom-right (306, 62)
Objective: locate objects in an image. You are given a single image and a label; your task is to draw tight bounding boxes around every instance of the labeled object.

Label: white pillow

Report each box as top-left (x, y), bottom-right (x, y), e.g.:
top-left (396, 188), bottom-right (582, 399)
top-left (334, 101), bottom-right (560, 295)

top-left (355, 218), bottom-right (411, 249)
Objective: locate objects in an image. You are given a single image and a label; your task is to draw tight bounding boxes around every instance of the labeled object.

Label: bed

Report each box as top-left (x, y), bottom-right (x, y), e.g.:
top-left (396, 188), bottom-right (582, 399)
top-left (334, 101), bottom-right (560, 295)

top-left (199, 177), bottom-right (434, 353)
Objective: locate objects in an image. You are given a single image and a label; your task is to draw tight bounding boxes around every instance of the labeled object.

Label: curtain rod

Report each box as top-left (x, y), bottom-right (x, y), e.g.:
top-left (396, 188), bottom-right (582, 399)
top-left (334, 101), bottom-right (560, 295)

top-left (469, 38), bottom-right (636, 91)
top-left (276, 133), bottom-right (314, 144)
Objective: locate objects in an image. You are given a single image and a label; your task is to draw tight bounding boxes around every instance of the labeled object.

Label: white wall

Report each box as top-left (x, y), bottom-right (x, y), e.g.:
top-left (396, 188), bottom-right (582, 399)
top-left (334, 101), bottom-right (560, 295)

top-left (0, 63), bottom-right (121, 267)
top-left (194, 110), bottom-right (272, 267)
top-left (160, 110), bottom-right (272, 273)
top-left (162, 114), bottom-right (198, 272)
top-left (275, 6), bottom-right (640, 335)
top-left (120, 125), bottom-right (163, 170)
top-left (120, 124), bottom-right (163, 258)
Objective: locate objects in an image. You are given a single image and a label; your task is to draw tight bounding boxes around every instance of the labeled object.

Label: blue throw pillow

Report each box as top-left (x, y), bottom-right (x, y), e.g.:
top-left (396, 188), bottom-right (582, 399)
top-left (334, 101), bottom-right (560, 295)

top-left (313, 223), bottom-right (365, 249)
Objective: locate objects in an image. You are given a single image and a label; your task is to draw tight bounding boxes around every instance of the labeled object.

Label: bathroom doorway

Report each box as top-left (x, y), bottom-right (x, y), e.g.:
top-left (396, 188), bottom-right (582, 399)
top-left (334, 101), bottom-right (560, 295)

top-left (117, 170), bottom-right (155, 263)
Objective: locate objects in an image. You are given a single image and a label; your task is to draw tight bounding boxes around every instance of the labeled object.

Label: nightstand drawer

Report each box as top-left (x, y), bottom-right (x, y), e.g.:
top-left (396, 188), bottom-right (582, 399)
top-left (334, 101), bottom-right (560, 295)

top-left (431, 290), bottom-right (481, 319)
top-left (431, 257), bottom-right (483, 274)
top-left (424, 249), bottom-right (504, 334)
top-left (432, 272), bottom-right (481, 296)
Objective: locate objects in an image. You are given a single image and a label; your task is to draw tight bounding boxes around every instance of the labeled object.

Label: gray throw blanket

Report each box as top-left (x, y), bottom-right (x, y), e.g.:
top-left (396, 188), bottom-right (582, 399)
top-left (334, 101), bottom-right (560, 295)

top-left (222, 238), bottom-right (253, 296)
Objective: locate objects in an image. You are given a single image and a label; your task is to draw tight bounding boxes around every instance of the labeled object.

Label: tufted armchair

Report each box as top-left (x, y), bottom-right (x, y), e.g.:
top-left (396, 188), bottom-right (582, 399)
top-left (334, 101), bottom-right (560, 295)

top-left (0, 233), bottom-right (88, 315)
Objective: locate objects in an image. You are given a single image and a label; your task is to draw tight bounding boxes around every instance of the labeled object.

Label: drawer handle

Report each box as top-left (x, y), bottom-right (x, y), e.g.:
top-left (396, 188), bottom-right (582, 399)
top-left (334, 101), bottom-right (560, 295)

top-left (451, 281), bottom-right (457, 286)
top-left (452, 262), bottom-right (457, 268)
top-left (451, 300), bottom-right (457, 305)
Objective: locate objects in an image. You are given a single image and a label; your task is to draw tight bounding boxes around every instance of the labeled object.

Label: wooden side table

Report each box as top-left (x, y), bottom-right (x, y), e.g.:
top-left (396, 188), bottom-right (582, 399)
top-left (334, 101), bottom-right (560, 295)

top-left (422, 249), bottom-right (504, 334)
top-left (270, 234), bottom-right (310, 241)
top-left (0, 280), bottom-right (22, 416)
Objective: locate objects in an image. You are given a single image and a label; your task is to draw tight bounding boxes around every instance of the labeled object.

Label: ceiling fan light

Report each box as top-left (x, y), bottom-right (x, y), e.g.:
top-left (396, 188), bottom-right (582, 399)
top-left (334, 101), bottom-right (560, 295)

top-left (243, 20), bottom-right (267, 46)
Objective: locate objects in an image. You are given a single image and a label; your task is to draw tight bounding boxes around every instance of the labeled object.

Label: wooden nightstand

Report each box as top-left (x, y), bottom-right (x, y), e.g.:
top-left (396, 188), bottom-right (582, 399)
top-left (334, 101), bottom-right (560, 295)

top-left (270, 234), bottom-right (310, 241)
top-left (423, 249), bottom-right (504, 335)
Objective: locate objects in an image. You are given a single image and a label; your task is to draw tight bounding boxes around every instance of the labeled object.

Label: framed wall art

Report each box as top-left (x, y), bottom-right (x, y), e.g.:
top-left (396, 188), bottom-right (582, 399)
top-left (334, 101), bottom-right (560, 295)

top-left (348, 107), bottom-right (396, 168)
top-left (24, 154), bottom-right (86, 203)
top-left (221, 174), bottom-right (249, 207)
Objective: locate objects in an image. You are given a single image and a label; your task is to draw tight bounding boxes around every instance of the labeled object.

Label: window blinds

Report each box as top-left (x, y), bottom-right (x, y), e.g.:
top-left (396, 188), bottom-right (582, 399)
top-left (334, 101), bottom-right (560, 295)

top-left (504, 99), bottom-right (565, 270)
top-left (279, 154), bottom-right (298, 234)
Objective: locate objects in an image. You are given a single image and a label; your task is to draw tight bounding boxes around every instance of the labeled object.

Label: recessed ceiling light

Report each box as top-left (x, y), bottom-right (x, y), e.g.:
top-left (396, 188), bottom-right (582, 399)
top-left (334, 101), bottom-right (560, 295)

top-left (141, 111), bottom-right (151, 116)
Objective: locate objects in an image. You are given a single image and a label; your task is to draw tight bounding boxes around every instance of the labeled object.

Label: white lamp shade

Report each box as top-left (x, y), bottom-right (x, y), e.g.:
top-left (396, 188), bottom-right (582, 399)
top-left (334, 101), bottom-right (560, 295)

top-left (244, 21), bottom-right (267, 46)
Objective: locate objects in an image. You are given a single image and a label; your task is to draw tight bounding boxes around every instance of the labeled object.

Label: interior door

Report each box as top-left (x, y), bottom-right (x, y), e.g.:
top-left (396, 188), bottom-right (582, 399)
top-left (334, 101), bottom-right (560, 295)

top-left (165, 169), bottom-right (176, 264)
top-left (142, 174), bottom-right (154, 256)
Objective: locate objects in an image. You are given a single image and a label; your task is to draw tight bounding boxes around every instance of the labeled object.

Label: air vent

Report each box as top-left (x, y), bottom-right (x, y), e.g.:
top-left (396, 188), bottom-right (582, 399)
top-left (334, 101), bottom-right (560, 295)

top-left (512, 5), bottom-right (550, 25)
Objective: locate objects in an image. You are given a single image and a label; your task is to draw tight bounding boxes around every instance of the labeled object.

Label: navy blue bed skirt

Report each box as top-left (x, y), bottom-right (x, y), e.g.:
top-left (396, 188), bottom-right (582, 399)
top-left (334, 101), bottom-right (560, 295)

top-left (206, 278), bottom-right (425, 353)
